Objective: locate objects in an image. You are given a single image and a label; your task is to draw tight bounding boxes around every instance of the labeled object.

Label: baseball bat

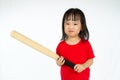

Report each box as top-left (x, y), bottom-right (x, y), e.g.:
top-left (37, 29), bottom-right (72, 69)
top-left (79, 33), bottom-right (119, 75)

top-left (11, 30), bottom-right (75, 69)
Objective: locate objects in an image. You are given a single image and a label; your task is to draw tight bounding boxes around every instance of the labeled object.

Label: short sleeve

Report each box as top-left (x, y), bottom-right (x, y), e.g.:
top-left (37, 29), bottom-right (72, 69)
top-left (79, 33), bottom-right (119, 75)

top-left (56, 42), bottom-right (61, 56)
top-left (87, 41), bottom-right (95, 59)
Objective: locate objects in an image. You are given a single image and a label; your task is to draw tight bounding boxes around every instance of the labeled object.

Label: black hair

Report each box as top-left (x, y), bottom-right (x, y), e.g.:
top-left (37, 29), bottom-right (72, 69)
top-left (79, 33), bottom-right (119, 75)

top-left (61, 8), bottom-right (89, 41)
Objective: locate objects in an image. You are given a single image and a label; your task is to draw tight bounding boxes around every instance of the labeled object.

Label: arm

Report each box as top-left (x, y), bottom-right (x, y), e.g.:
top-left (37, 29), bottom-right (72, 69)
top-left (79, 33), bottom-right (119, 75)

top-left (74, 58), bottom-right (94, 72)
top-left (83, 58), bottom-right (94, 68)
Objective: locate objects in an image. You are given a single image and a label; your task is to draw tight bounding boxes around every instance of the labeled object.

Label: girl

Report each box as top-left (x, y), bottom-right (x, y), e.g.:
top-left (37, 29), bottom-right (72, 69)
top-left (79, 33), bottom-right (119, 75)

top-left (56, 8), bottom-right (95, 80)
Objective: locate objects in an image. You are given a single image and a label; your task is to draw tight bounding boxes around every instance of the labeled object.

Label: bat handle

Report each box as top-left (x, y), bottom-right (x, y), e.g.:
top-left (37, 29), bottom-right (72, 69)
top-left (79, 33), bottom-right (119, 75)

top-left (64, 59), bottom-right (75, 69)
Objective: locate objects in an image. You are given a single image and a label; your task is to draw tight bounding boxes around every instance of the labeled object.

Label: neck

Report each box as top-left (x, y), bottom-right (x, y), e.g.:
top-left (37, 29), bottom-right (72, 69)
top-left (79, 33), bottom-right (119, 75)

top-left (66, 36), bottom-right (81, 45)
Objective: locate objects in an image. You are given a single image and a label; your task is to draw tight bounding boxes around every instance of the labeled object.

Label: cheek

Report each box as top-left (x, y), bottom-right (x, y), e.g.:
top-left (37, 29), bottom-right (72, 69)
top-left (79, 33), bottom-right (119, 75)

top-left (64, 27), bottom-right (68, 33)
top-left (76, 27), bottom-right (81, 33)
top-left (76, 29), bottom-right (80, 34)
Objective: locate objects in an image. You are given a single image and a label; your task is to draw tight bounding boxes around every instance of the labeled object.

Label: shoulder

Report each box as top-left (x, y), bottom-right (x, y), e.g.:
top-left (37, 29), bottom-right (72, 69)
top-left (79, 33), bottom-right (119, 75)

top-left (81, 39), bottom-right (90, 44)
top-left (57, 40), bottom-right (65, 47)
top-left (56, 40), bottom-right (65, 53)
top-left (81, 39), bottom-right (92, 46)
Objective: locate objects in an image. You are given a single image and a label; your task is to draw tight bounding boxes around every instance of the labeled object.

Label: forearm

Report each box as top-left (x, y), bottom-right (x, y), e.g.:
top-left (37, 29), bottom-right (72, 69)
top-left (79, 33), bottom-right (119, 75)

top-left (82, 58), bottom-right (94, 69)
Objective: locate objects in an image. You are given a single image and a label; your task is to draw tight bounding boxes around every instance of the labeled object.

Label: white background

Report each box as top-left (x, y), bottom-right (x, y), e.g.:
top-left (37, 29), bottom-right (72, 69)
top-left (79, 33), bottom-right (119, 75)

top-left (0, 0), bottom-right (120, 80)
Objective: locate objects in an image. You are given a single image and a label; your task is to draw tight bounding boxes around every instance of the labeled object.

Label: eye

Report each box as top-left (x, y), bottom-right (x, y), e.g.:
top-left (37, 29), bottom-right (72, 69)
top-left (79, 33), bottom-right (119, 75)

top-left (65, 23), bottom-right (70, 25)
top-left (74, 23), bottom-right (78, 25)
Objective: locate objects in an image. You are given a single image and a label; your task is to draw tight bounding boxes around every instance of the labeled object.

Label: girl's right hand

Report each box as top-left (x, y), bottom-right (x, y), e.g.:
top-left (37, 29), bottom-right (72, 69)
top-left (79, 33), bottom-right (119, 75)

top-left (56, 56), bottom-right (65, 66)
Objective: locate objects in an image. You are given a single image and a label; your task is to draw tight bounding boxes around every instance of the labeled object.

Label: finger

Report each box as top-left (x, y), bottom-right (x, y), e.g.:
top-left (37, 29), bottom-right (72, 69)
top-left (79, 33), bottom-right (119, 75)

top-left (57, 56), bottom-right (65, 65)
top-left (60, 57), bottom-right (65, 65)
top-left (61, 59), bottom-right (65, 65)
top-left (59, 56), bottom-right (64, 62)
top-left (74, 65), bottom-right (78, 69)
top-left (74, 65), bottom-right (78, 71)
top-left (57, 57), bottom-right (60, 61)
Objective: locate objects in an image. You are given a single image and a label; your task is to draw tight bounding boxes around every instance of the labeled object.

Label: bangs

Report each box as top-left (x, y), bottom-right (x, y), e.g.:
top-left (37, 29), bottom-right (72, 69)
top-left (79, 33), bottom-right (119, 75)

top-left (64, 12), bottom-right (80, 21)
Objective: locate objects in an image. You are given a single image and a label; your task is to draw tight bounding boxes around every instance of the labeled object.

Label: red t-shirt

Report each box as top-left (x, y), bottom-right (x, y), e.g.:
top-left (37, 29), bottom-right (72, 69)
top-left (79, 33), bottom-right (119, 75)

top-left (56, 39), bottom-right (95, 80)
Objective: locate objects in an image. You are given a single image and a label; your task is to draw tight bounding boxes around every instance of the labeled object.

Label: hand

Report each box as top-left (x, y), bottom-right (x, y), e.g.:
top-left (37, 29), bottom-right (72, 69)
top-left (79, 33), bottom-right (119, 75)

top-left (74, 64), bottom-right (86, 73)
top-left (56, 56), bottom-right (65, 66)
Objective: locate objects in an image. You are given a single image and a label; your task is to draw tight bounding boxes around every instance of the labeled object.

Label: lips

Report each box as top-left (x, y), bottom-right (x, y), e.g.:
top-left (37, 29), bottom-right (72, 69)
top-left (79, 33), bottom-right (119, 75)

top-left (69, 31), bottom-right (74, 32)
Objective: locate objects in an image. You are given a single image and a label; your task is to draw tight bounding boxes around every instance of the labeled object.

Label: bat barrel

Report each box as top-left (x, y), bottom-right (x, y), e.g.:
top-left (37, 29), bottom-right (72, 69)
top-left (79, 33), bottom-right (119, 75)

top-left (11, 30), bottom-right (59, 60)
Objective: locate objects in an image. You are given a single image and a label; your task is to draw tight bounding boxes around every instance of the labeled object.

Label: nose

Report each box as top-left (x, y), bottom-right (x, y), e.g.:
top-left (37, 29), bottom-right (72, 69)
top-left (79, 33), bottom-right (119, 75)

top-left (68, 24), bottom-right (74, 29)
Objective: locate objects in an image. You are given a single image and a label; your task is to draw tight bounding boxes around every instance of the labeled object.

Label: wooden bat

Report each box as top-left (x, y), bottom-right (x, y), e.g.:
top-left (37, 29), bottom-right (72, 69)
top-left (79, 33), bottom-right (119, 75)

top-left (11, 30), bottom-right (75, 69)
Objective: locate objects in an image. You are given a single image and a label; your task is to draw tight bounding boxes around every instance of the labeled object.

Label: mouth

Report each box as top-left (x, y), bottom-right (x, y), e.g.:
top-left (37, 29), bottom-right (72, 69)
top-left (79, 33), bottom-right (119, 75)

top-left (68, 31), bottom-right (74, 33)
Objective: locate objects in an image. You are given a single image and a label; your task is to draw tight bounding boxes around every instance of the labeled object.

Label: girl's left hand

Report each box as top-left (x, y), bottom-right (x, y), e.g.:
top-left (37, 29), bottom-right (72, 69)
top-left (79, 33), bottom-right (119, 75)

top-left (74, 64), bottom-right (86, 73)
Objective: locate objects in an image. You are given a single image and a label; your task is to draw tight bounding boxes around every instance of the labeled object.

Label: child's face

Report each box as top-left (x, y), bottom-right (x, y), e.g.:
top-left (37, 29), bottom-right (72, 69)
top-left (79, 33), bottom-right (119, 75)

top-left (64, 18), bottom-right (82, 38)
